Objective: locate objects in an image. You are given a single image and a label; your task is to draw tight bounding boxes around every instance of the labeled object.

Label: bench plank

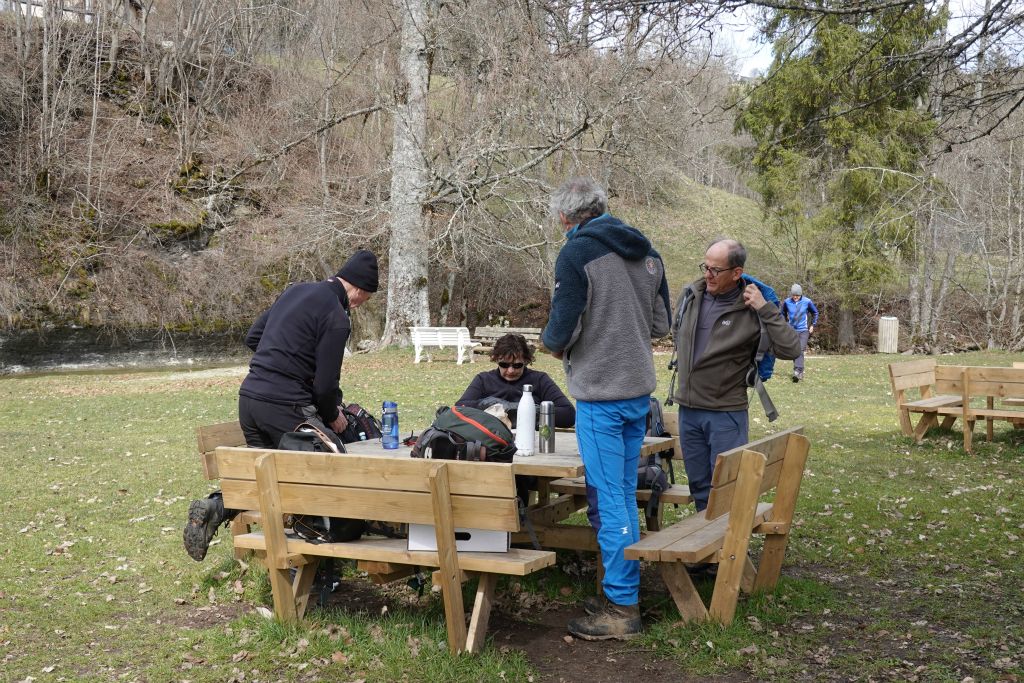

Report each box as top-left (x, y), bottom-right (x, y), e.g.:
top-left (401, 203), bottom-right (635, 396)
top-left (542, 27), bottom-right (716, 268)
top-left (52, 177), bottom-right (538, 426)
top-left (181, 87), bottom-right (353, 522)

top-left (232, 534), bottom-right (555, 574)
top-left (216, 447), bottom-right (516, 498)
top-left (220, 479), bottom-right (519, 531)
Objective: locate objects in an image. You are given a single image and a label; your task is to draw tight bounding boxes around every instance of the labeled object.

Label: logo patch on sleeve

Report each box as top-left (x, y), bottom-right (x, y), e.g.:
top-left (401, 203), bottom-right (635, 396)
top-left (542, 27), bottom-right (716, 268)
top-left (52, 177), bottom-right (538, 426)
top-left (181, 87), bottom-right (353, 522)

top-left (645, 257), bottom-right (656, 274)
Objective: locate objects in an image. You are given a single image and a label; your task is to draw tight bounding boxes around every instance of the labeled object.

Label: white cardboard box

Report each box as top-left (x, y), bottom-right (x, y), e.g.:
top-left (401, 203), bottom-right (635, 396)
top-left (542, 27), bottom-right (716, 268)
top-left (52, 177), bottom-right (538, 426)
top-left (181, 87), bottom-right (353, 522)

top-left (407, 524), bottom-right (510, 553)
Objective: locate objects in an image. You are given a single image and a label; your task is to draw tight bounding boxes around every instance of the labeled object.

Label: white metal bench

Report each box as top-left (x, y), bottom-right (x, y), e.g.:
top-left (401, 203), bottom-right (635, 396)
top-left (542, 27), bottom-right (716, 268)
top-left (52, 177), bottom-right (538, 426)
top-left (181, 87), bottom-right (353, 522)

top-left (408, 326), bottom-right (477, 364)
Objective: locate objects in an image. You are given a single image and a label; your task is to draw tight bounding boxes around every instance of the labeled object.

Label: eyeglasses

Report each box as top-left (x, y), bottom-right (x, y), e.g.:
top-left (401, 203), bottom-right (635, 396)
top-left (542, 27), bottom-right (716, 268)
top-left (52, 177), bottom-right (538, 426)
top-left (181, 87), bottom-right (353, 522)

top-left (699, 262), bottom-right (735, 277)
top-left (498, 361), bottom-right (525, 369)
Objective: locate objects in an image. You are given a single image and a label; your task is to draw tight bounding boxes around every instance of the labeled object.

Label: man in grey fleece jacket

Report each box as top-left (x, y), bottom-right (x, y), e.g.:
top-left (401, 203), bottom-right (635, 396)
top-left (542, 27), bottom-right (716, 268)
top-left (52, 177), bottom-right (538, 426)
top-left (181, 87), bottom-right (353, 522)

top-left (542, 176), bottom-right (671, 641)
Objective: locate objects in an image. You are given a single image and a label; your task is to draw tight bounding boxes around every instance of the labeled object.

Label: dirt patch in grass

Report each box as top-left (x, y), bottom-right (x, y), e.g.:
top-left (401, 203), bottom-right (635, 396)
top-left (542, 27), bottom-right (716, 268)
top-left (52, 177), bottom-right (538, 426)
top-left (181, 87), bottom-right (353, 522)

top-left (161, 602), bottom-right (248, 629)
top-left (487, 607), bottom-right (749, 683)
top-left (311, 567), bottom-right (740, 682)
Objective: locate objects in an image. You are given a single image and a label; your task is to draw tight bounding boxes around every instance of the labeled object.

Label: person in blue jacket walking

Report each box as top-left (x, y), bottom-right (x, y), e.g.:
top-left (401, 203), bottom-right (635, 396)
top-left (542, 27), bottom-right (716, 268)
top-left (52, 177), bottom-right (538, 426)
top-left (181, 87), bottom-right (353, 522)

top-left (542, 176), bottom-right (671, 641)
top-left (781, 283), bottom-right (818, 382)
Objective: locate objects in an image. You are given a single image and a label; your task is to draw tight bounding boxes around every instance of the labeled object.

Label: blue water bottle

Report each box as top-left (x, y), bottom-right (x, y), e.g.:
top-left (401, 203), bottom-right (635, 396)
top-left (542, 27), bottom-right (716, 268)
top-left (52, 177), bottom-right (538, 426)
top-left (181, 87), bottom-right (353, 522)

top-left (381, 401), bottom-right (399, 449)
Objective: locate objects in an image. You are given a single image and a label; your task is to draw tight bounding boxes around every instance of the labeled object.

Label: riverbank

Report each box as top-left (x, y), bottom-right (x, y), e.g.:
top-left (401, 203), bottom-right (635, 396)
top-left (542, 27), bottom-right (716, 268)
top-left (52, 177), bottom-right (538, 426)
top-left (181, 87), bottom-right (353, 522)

top-left (0, 326), bottom-right (250, 375)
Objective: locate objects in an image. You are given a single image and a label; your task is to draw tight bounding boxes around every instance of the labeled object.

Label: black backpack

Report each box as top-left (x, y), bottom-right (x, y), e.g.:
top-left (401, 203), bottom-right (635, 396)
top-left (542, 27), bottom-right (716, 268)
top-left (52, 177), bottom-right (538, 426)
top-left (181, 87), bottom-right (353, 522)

top-left (277, 422), bottom-right (364, 543)
top-left (337, 403), bottom-right (383, 443)
top-left (637, 397), bottom-right (673, 518)
top-left (410, 406), bottom-right (517, 462)
top-left (279, 421), bottom-right (347, 453)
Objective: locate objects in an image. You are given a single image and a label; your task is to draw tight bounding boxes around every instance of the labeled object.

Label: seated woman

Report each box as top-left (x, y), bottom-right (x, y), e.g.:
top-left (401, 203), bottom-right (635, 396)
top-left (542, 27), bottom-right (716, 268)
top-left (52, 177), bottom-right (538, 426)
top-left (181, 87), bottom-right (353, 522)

top-left (457, 333), bottom-right (575, 428)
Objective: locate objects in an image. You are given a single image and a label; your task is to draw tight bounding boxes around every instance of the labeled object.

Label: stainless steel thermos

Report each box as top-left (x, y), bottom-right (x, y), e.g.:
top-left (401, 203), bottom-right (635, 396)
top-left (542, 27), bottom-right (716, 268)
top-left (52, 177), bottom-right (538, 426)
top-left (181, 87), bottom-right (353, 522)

top-left (538, 401), bottom-right (555, 453)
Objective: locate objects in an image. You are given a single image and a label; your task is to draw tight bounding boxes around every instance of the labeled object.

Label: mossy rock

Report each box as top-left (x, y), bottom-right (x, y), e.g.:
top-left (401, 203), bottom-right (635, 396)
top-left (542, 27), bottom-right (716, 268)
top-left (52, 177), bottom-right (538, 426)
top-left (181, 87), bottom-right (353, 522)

top-left (149, 210), bottom-right (208, 237)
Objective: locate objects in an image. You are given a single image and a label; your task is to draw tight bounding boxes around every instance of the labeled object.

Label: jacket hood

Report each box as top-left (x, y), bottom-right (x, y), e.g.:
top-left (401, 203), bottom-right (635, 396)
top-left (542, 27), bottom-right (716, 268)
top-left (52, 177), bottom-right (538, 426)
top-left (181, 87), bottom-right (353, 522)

top-left (573, 214), bottom-right (652, 261)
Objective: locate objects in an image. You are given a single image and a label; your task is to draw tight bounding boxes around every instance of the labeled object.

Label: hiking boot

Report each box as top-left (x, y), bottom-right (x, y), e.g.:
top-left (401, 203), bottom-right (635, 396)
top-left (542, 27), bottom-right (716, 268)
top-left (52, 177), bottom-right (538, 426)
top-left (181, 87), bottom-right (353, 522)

top-left (183, 493), bottom-right (226, 561)
top-left (568, 601), bottom-right (641, 641)
top-left (582, 594), bottom-right (609, 616)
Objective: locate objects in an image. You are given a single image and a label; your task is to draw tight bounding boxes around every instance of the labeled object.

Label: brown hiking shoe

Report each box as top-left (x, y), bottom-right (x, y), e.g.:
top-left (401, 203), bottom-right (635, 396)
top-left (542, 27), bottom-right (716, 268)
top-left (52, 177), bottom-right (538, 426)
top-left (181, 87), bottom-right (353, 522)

top-left (183, 494), bottom-right (226, 561)
top-left (568, 601), bottom-right (641, 641)
top-left (582, 594), bottom-right (609, 616)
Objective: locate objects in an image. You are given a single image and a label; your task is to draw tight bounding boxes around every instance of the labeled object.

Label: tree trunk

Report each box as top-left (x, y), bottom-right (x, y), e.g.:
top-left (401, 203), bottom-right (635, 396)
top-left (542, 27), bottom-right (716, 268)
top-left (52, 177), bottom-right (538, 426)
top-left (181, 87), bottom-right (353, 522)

top-left (837, 305), bottom-right (855, 352)
top-left (381, 0), bottom-right (431, 346)
top-left (929, 247), bottom-right (956, 352)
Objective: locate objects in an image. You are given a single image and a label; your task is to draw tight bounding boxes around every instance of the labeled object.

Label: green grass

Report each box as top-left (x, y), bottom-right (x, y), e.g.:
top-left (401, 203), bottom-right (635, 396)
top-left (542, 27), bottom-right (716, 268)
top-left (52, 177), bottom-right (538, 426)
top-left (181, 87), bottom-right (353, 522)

top-left (1, 350), bottom-right (1023, 681)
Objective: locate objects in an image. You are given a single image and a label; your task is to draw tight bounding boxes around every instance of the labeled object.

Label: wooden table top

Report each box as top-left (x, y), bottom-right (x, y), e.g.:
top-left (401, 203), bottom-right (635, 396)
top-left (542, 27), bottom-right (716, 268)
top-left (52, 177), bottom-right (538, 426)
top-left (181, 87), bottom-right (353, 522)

top-left (343, 431), bottom-right (677, 479)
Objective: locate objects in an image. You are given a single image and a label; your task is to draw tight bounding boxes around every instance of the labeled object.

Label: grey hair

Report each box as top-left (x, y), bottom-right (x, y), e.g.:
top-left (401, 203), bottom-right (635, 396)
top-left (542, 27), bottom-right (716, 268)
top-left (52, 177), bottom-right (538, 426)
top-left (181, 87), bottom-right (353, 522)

top-left (707, 237), bottom-right (747, 269)
top-left (550, 177), bottom-right (608, 223)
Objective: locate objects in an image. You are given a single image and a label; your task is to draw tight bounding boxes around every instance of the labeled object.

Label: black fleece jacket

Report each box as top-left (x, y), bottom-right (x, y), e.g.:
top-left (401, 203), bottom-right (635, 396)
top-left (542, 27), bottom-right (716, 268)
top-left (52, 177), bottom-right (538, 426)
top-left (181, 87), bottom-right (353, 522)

top-left (456, 367), bottom-right (576, 428)
top-left (239, 279), bottom-right (350, 423)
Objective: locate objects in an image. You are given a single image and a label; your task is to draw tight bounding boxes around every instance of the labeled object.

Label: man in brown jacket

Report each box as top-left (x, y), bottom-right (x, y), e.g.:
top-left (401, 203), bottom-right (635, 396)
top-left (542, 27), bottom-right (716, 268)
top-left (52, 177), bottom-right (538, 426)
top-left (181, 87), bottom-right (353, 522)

top-left (670, 238), bottom-right (801, 514)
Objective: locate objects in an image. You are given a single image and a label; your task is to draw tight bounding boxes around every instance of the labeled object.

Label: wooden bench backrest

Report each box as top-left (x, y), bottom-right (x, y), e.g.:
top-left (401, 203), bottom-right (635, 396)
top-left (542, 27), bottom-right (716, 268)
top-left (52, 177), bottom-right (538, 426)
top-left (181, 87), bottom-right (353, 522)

top-left (961, 365), bottom-right (1024, 400)
top-left (474, 326), bottom-right (542, 340)
top-left (215, 448), bottom-right (521, 532)
top-left (889, 359), bottom-right (962, 399)
top-left (197, 421), bottom-right (247, 480)
top-left (705, 427), bottom-right (809, 521)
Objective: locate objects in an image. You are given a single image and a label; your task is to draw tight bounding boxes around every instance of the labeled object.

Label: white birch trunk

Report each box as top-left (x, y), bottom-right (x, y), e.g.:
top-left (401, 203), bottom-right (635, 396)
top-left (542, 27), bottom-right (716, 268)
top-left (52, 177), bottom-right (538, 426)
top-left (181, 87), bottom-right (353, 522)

top-left (381, 0), bottom-right (431, 346)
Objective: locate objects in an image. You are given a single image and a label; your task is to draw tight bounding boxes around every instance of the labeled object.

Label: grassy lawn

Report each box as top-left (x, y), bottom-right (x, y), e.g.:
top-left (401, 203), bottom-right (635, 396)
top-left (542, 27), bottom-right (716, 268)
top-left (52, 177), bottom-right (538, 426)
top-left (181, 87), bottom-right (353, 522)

top-left (1, 349), bottom-right (1022, 682)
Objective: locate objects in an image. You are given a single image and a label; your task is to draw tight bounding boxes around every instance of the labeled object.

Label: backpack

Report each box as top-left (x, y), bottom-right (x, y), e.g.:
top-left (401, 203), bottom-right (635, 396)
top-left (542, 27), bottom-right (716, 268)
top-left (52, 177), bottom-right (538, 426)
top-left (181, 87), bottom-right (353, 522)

top-left (410, 405), bottom-right (518, 462)
top-left (636, 456), bottom-right (670, 519)
top-left (666, 275), bottom-right (781, 422)
top-left (277, 422), bottom-right (365, 543)
top-left (741, 274), bottom-right (778, 384)
top-left (637, 396), bottom-right (674, 517)
top-left (337, 403), bottom-right (383, 443)
top-left (278, 422), bottom-right (347, 453)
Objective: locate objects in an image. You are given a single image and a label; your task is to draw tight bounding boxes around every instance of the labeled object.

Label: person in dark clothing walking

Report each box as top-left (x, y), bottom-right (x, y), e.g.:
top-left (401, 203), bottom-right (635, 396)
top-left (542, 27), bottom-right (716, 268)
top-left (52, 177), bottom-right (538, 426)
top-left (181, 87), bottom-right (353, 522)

top-left (182, 250), bottom-right (379, 561)
top-left (456, 333), bottom-right (575, 428)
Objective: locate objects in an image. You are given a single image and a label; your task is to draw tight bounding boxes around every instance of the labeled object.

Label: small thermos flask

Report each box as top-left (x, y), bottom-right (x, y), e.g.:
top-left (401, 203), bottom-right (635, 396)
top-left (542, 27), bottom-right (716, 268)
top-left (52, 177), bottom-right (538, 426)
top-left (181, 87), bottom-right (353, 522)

top-left (538, 401), bottom-right (555, 453)
top-left (381, 401), bottom-right (399, 449)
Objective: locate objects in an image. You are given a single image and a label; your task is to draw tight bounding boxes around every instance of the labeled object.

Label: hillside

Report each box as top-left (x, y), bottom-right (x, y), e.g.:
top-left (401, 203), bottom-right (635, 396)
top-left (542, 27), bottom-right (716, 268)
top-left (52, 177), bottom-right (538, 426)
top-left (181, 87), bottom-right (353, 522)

top-left (0, 18), bottom-right (767, 355)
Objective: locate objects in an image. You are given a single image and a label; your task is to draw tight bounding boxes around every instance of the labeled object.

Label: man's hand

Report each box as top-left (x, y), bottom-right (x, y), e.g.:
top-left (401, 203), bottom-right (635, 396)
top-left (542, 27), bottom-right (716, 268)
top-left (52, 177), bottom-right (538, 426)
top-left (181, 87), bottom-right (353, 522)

top-left (329, 411), bottom-right (348, 434)
top-left (809, 325), bottom-right (815, 335)
top-left (742, 283), bottom-right (767, 311)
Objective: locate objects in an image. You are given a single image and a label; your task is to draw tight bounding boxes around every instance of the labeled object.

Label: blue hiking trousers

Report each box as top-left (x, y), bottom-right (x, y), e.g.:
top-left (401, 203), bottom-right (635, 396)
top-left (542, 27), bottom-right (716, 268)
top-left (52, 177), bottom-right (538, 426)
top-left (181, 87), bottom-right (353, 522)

top-left (578, 395), bottom-right (649, 606)
top-left (679, 406), bottom-right (748, 511)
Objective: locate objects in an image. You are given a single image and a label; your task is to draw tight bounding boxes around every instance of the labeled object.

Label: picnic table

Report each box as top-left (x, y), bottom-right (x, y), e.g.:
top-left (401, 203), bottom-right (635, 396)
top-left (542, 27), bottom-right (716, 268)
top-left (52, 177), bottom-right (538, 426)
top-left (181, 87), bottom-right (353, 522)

top-left (343, 431), bottom-right (680, 551)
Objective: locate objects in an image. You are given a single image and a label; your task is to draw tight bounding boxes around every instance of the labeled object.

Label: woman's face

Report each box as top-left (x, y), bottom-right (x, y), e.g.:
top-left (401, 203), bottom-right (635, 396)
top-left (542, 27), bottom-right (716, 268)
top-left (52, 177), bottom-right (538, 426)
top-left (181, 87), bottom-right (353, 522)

top-left (497, 355), bottom-right (526, 382)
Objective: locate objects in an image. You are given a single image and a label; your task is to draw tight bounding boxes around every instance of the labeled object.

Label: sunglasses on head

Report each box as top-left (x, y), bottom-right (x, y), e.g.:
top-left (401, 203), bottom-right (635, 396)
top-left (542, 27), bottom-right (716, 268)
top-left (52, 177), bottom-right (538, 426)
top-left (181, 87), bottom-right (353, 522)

top-left (498, 361), bottom-right (525, 369)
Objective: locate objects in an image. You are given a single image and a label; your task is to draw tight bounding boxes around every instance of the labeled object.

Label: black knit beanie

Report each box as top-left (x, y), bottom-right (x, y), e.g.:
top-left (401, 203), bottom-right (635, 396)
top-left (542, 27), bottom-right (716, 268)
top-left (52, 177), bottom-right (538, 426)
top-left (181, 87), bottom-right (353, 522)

top-left (335, 250), bottom-right (379, 293)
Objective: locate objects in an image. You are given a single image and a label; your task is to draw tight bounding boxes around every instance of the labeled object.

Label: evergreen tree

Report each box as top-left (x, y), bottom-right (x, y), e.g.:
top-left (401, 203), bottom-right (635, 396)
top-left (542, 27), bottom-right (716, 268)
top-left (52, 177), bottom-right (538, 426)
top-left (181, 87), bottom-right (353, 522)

top-left (736, 2), bottom-right (946, 350)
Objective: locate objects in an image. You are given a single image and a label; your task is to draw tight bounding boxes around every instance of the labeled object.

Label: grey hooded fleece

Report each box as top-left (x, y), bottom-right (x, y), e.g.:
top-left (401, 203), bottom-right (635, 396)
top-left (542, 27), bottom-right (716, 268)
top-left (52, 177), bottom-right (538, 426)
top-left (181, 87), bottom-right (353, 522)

top-left (542, 214), bottom-right (672, 402)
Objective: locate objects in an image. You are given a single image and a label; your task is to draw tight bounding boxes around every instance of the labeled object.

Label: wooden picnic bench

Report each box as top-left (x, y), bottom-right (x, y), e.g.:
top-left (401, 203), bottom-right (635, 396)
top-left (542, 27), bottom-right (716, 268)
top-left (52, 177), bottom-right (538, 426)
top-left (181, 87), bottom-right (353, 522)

top-left (471, 326), bottom-right (542, 357)
top-left (408, 326), bottom-right (476, 364)
top-left (949, 365), bottom-right (1024, 453)
top-left (624, 427), bottom-right (810, 626)
top-left (888, 358), bottom-right (963, 441)
top-left (215, 446), bottom-right (555, 654)
top-left (888, 361), bottom-right (1024, 452)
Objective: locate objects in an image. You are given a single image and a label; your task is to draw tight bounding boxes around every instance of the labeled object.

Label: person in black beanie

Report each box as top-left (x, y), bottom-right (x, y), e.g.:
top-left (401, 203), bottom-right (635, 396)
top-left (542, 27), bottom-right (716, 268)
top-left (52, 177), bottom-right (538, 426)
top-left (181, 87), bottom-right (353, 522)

top-left (183, 249), bottom-right (380, 561)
